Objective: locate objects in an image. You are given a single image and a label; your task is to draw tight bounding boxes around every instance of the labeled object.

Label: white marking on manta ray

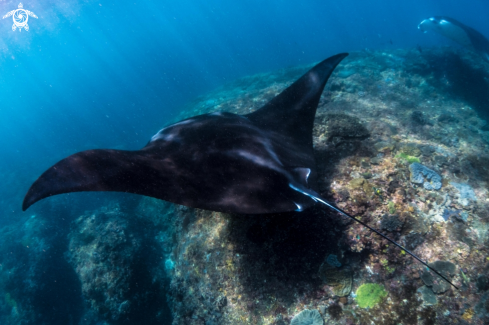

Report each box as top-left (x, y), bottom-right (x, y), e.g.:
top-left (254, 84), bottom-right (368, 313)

top-left (243, 125), bottom-right (285, 167)
top-left (293, 202), bottom-right (303, 212)
top-left (419, 17), bottom-right (472, 48)
top-left (288, 183), bottom-right (344, 214)
top-left (151, 132), bottom-right (180, 142)
top-left (300, 168), bottom-right (311, 183)
top-left (229, 123), bottom-right (284, 168)
top-left (231, 150), bottom-right (283, 173)
top-left (260, 139), bottom-right (282, 166)
top-left (150, 119), bottom-right (196, 142)
top-left (171, 118), bottom-right (195, 127)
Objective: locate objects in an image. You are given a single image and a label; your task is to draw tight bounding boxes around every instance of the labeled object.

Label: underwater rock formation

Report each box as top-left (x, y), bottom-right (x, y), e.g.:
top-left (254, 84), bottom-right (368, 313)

top-left (442, 208), bottom-right (464, 221)
top-left (411, 110), bottom-right (433, 126)
top-left (315, 113), bottom-right (370, 145)
top-left (66, 204), bottom-right (171, 324)
top-left (421, 261), bottom-right (457, 294)
top-left (318, 262), bottom-right (352, 297)
top-left (0, 206), bottom-right (83, 325)
top-left (381, 214), bottom-right (404, 232)
top-left (450, 182), bottom-right (477, 206)
top-left (417, 286), bottom-right (438, 306)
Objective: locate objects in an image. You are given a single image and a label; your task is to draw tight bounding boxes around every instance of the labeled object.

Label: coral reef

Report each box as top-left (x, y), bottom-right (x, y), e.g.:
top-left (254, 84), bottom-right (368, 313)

top-left (411, 110), bottom-right (433, 126)
top-left (318, 263), bottom-right (352, 297)
top-left (66, 204), bottom-right (170, 324)
top-left (355, 283), bottom-right (388, 308)
top-left (421, 261), bottom-right (456, 294)
top-left (290, 309), bottom-right (323, 325)
top-left (417, 286), bottom-right (437, 306)
top-left (163, 47), bottom-right (489, 324)
top-left (450, 182), bottom-right (477, 206)
top-left (409, 162), bottom-right (442, 190)
top-left (381, 214), bottom-right (404, 232)
top-left (395, 152), bottom-right (420, 163)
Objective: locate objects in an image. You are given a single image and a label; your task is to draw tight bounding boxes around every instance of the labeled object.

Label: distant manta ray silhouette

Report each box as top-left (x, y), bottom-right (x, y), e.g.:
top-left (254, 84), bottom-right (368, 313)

top-left (23, 53), bottom-right (457, 289)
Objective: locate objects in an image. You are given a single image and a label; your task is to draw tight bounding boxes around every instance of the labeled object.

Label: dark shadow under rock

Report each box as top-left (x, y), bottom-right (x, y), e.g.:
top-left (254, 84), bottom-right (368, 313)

top-left (411, 110), bottom-right (433, 126)
top-left (227, 208), bottom-right (357, 304)
top-left (315, 113), bottom-right (370, 146)
top-left (1, 206), bottom-right (83, 325)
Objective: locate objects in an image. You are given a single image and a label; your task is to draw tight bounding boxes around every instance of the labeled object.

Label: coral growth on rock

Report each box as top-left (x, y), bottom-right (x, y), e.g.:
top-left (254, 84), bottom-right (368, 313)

top-left (409, 162), bottom-right (442, 190)
top-left (355, 283), bottom-right (388, 308)
top-left (290, 309), bottom-right (323, 325)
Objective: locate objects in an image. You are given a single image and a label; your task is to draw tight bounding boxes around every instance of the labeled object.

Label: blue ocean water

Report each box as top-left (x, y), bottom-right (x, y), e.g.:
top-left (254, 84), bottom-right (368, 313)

top-left (0, 0), bottom-right (488, 222)
top-left (1, 0), bottom-right (489, 324)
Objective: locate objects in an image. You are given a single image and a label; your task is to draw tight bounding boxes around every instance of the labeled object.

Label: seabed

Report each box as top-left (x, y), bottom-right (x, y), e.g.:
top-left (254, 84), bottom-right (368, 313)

top-left (1, 47), bottom-right (489, 325)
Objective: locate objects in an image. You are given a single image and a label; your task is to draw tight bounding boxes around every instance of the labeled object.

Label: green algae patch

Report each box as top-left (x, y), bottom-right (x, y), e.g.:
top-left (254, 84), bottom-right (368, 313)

top-left (387, 201), bottom-right (396, 214)
top-left (396, 152), bottom-right (420, 163)
top-left (355, 283), bottom-right (387, 308)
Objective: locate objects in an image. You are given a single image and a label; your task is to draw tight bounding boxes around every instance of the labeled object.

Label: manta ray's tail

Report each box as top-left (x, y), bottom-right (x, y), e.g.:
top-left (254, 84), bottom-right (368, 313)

top-left (319, 199), bottom-right (459, 290)
top-left (289, 184), bottom-right (459, 290)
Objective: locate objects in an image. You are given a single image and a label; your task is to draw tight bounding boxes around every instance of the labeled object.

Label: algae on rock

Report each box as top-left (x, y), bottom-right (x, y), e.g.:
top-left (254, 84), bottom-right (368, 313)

top-left (355, 283), bottom-right (388, 308)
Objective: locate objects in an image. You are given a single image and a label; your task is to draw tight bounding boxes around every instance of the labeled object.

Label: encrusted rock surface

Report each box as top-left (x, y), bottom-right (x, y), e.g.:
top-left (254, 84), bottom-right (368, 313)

top-left (409, 163), bottom-right (442, 190)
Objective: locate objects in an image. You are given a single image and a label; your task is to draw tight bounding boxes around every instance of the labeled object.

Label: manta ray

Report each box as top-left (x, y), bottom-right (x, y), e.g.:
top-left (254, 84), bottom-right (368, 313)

top-left (419, 16), bottom-right (489, 61)
top-left (23, 53), bottom-right (457, 289)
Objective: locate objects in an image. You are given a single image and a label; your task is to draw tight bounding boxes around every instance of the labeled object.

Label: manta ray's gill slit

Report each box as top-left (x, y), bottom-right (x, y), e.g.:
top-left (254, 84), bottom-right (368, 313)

top-left (288, 184), bottom-right (459, 290)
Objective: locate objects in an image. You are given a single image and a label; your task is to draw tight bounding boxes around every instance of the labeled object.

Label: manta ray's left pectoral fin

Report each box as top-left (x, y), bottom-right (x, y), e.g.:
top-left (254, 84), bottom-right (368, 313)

top-left (22, 149), bottom-right (151, 211)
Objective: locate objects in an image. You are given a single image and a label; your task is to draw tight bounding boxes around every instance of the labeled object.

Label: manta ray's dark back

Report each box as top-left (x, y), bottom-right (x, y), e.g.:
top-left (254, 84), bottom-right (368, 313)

top-left (23, 53), bottom-right (348, 214)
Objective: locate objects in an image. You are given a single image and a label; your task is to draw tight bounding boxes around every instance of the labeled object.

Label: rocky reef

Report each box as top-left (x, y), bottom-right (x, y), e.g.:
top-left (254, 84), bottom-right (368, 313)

top-left (0, 196), bottom-right (173, 325)
top-left (1, 47), bottom-right (489, 324)
top-left (166, 47), bottom-right (489, 324)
